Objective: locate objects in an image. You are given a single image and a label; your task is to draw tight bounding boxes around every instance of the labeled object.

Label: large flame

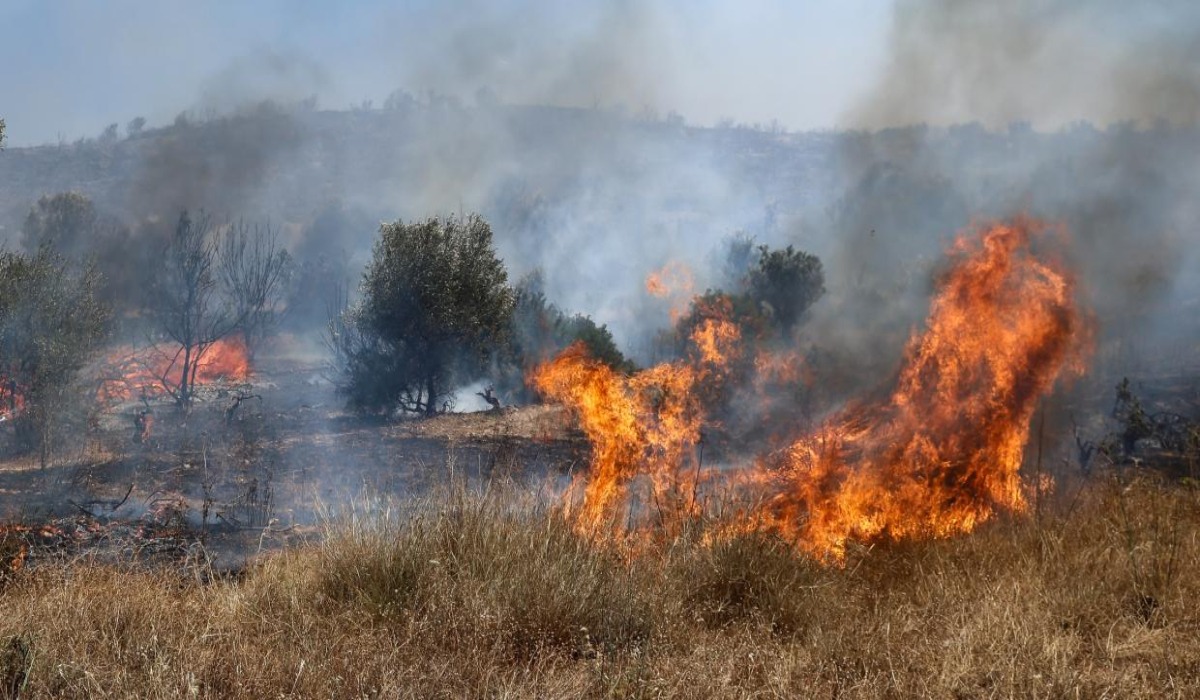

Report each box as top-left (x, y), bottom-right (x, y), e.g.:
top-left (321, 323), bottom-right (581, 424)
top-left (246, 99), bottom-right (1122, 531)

top-left (756, 220), bottom-right (1086, 560)
top-left (532, 220), bottom-right (1087, 560)
top-left (531, 302), bottom-right (742, 536)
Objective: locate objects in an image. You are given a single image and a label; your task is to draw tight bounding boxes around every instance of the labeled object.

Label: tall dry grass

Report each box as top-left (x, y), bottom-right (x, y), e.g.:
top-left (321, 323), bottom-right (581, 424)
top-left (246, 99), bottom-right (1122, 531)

top-left (0, 472), bottom-right (1195, 698)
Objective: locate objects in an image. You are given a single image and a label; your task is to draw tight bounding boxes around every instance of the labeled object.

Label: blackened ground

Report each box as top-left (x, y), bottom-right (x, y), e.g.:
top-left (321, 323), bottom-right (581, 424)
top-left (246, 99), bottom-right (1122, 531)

top-left (0, 350), bottom-right (587, 572)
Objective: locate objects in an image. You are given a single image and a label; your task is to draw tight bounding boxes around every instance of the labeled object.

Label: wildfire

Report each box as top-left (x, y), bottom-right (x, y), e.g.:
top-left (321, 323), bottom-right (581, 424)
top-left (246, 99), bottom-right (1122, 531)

top-left (0, 378), bottom-right (25, 421)
top-left (753, 220), bottom-right (1086, 561)
top-left (533, 219), bottom-right (1088, 561)
top-left (531, 305), bottom-right (742, 536)
top-left (97, 337), bottom-right (252, 404)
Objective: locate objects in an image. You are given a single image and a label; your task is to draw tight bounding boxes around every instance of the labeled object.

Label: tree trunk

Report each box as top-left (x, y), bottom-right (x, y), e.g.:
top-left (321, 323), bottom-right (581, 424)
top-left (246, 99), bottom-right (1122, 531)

top-left (179, 343), bottom-right (192, 406)
top-left (425, 373), bottom-right (438, 417)
top-left (39, 410), bottom-right (50, 470)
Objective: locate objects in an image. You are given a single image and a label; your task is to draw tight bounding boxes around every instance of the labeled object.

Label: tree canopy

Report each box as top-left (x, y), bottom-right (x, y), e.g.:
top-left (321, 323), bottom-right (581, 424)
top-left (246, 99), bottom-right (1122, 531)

top-left (21, 192), bottom-right (101, 257)
top-left (747, 244), bottom-right (825, 333)
top-left (0, 248), bottom-right (111, 466)
top-left (333, 214), bottom-right (514, 416)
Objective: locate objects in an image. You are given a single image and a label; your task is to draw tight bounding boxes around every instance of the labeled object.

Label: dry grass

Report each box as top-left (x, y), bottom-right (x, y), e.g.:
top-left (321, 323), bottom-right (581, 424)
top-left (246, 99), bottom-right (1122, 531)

top-left (0, 473), bottom-right (1196, 698)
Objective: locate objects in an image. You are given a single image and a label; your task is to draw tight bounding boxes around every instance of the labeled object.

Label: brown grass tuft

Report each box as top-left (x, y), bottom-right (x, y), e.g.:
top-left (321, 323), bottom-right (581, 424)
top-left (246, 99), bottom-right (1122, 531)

top-left (0, 472), bottom-right (1195, 697)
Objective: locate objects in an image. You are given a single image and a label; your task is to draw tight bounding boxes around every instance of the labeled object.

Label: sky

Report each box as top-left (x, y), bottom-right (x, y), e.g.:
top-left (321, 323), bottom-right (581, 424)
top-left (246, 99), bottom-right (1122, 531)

top-left (0, 0), bottom-right (891, 146)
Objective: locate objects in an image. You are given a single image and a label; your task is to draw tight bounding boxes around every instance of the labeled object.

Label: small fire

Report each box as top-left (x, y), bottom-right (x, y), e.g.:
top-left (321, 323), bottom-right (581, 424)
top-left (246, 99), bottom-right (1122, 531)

top-left (97, 336), bottom-right (252, 404)
top-left (533, 219), bottom-right (1089, 561)
top-left (0, 378), bottom-right (25, 421)
top-left (645, 261), bottom-right (695, 323)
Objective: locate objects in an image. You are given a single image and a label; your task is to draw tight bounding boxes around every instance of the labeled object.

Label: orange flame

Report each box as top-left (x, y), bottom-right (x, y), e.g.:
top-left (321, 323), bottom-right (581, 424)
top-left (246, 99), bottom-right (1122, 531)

top-left (0, 378), bottom-right (26, 421)
top-left (533, 219), bottom-right (1088, 561)
top-left (531, 305), bottom-right (742, 536)
top-left (97, 337), bottom-right (252, 404)
top-left (645, 261), bottom-right (695, 324)
top-left (753, 219), bottom-right (1087, 560)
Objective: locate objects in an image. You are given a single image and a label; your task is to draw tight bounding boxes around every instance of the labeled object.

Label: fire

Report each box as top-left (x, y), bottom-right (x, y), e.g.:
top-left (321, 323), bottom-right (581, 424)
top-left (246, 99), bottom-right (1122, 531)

top-left (531, 304), bottom-right (742, 536)
top-left (97, 336), bottom-right (252, 404)
top-left (0, 378), bottom-right (25, 421)
top-left (753, 219), bottom-right (1087, 560)
top-left (533, 219), bottom-right (1089, 562)
top-left (645, 261), bottom-right (695, 323)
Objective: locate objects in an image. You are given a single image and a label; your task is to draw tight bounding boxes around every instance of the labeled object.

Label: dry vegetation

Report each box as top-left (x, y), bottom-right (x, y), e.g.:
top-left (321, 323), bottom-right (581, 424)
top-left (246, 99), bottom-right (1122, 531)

top-left (0, 471), bottom-right (1193, 698)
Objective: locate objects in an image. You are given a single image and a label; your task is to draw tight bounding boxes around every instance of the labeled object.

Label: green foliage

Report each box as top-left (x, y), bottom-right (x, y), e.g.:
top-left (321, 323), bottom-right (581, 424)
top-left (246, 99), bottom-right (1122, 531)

top-left (747, 244), bottom-right (825, 333)
top-left (0, 248), bottom-right (111, 466)
top-left (495, 271), bottom-right (631, 401)
top-left (715, 231), bottom-right (757, 292)
top-left (675, 242), bottom-right (824, 348)
top-left (558, 315), bottom-right (628, 371)
top-left (673, 289), bottom-right (769, 348)
top-left (20, 192), bottom-right (100, 258)
top-left (514, 271), bottom-right (629, 370)
top-left (18, 193), bottom-right (165, 320)
top-left (336, 215), bottom-right (514, 416)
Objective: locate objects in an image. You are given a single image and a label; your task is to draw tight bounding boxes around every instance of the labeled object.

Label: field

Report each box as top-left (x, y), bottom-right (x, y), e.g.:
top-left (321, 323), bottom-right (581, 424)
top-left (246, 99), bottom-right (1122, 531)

top-left (0, 232), bottom-right (1194, 696)
top-left (0, 347), bottom-right (1194, 698)
top-left (0, 470), bottom-right (1194, 698)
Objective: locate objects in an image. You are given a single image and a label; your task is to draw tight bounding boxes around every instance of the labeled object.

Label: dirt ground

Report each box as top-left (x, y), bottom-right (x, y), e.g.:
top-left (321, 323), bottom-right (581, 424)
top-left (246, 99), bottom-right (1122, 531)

top-left (0, 353), bottom-right (588, 571)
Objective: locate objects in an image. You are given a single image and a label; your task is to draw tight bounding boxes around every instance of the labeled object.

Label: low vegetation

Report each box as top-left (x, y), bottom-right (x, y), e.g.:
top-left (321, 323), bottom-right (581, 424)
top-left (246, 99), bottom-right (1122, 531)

top-left (0, 473), bottom-right (1195, 698)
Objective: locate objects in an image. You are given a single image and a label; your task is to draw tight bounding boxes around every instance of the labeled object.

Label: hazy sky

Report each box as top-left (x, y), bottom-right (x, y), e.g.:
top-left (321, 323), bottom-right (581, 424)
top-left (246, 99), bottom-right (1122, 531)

top-left (0, 0), bottom-right (890, 146)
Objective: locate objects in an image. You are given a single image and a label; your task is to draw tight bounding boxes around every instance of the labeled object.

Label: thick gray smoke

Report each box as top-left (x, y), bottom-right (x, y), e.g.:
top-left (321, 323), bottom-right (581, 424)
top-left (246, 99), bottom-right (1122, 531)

top-left (805, 0), bottom-right (1200, 398)
top-left (852, 0), bottom-right (1200, 129)
top-left (379, 0), bottom-right (670, 114)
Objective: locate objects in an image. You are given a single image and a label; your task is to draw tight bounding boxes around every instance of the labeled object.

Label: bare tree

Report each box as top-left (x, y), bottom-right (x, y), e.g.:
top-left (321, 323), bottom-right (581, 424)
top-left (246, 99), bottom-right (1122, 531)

top-left (219, 219), bottom-right (292, 362)
top-left (150, 210), bottom-right (239, 407)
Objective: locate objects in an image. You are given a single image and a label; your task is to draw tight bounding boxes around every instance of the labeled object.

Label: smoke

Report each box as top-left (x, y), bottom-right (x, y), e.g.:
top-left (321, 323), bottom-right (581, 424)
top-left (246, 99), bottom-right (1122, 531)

top-left (852, 0), bottom-right (1200, 130)
top-left (128, 102), bottom-right (304, 220)
top-left (379, 0), bottom-right (671, 113)
top-left (811, 0), bottom-right (1200, 398)
top-left (5, 0), bottom-right (1200, 382)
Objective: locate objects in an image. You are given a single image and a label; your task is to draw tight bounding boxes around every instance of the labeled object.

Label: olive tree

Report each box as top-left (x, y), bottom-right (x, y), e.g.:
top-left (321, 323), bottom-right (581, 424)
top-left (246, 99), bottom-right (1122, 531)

top-left (20, 192), bottom-right (101, 258)
top-left (331, 215), bottom-right (513, 416)
top-left (0, 248), bottom-right (111, 467)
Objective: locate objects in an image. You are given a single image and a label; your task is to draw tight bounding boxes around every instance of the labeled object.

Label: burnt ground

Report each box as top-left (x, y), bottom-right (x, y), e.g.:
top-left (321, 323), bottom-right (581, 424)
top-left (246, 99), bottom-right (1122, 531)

top-left (0, 335), bottom-right (1196, 574)
top-left (0, 352), bottom-right (589, 572)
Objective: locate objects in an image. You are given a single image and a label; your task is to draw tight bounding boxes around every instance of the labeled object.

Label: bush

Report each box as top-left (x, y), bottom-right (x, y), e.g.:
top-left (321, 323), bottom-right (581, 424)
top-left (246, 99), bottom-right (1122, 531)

top-left (495, 271), bottom-right (632, 402)
top-left (0, 248), bottom-right (111, 465)
top-left (747, 244), bottom-right (825, 333)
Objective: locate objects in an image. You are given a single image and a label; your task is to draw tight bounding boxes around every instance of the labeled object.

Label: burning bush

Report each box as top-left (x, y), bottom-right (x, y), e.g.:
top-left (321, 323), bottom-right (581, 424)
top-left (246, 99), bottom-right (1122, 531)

top-left (494, 270), bottom-right (632, 404)
top-left (533, 219), bottom-right (1089, 562)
